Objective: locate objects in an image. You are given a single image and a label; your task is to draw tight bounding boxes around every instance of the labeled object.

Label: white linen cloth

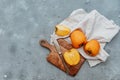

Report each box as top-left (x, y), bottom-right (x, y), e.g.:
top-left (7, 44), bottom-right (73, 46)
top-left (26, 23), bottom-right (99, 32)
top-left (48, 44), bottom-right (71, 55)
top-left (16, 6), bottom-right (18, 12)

top-left (51, 9), bottom-right (120, 67)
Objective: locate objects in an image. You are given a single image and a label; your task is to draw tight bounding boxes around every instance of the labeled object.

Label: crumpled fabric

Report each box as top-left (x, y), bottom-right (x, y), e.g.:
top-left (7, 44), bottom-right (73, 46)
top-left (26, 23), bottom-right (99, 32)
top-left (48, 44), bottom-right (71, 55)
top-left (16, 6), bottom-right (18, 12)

top-left (50, 9), bottom-right (120, 67)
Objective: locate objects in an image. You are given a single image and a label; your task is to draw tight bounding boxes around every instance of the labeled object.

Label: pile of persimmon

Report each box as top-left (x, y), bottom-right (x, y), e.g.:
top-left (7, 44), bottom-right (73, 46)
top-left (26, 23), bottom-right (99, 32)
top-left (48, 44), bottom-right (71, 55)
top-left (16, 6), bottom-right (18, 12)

top-left (55, 25), bottom-right (100, 66)
top-left (70, 28), bottom-right (100, 57)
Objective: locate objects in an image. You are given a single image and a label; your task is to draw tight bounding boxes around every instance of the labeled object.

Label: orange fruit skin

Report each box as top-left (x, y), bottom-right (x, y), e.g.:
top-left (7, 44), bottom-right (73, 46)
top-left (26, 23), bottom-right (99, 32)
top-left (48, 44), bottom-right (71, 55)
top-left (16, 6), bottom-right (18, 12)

top-left (84, 39), bottom-right (100, 57)
top-left (70, 29), bottom-right (87, 48)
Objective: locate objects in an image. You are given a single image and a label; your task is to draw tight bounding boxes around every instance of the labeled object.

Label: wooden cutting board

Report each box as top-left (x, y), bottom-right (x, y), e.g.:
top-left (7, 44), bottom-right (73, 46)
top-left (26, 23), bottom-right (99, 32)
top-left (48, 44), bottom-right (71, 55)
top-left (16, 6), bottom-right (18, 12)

top-left (40, 39), bottom-right (85, 76)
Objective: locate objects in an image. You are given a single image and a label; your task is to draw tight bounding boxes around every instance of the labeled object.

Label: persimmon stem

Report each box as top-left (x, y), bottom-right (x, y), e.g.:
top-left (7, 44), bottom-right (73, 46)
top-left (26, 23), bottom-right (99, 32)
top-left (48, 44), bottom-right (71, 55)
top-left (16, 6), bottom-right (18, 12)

top-left (55, 27), bottom-right (57, 32)
top-left (79, 43), bottom-right (84, 47)
top-left (87, 50), bottom-right (92, 55)
top-left (81, 43), bottom-right (84, 46)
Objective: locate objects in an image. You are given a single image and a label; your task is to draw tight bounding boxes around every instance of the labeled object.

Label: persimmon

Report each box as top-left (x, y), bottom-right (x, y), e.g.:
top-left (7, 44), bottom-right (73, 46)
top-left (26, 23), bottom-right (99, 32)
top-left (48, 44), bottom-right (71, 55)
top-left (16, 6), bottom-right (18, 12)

top-left (55, 25), bottom-right (71, 36)
top-left (84, 39), bottom-right (100, 57)
top-left (70, 29), bottom-right (87, 48)
top-left (63, 49), bottom-right (80, 66)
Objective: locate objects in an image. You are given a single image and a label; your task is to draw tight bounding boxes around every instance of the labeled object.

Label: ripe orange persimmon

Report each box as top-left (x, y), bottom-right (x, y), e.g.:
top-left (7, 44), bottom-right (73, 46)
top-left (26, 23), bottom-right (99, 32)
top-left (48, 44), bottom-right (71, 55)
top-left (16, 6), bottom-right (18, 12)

top-left (84, 39), bottom-right (100, 57)
top-left (70, 29), bottom-right (87, 48)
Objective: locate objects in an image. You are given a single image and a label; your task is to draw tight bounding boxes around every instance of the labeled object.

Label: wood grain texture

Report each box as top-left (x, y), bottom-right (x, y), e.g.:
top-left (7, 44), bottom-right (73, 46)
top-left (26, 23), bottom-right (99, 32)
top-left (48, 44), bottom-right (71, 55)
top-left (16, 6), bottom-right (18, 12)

top-left (40, 39), bottom-right (85, 76)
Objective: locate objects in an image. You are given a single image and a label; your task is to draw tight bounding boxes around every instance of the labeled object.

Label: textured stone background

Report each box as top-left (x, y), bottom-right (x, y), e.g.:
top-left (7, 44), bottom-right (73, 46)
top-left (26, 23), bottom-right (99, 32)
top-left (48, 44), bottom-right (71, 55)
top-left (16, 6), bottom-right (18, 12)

top-left (0, 0), bottom-right (120, 80)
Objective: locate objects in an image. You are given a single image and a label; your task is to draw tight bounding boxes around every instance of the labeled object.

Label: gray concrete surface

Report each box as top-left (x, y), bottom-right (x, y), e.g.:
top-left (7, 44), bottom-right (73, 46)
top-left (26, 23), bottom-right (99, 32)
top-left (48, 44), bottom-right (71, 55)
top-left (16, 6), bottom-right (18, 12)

top-left (0, 0), bottom-right (120, 80)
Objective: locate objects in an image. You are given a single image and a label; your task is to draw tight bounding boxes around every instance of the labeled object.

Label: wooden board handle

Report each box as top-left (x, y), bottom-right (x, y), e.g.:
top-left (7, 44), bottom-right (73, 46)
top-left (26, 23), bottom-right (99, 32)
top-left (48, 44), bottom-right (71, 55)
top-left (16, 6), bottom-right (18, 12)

top-left (39, 40), bottom-right (54, 52)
